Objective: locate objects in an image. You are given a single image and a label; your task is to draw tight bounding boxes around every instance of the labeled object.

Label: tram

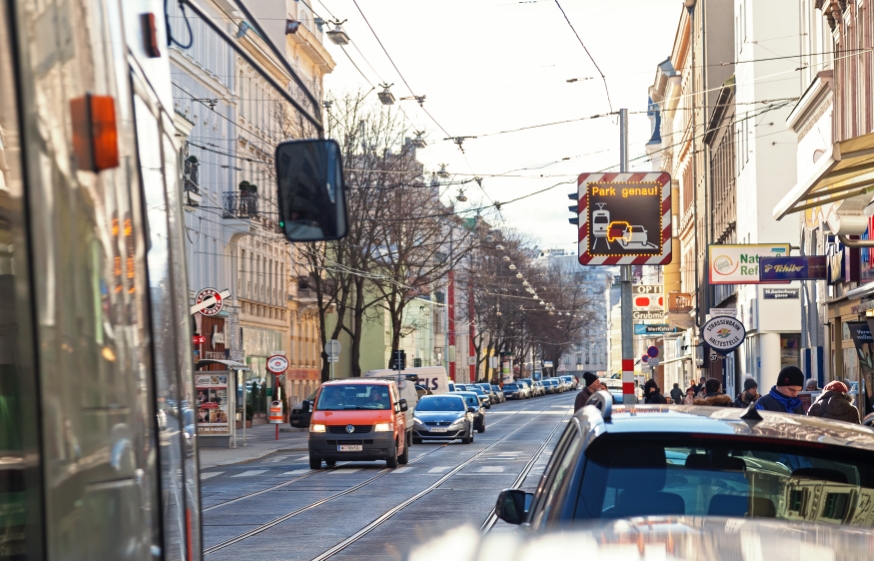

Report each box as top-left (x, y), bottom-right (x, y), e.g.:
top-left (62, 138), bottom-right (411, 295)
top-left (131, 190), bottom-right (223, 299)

top-left (0, 2), bottom-right (342, 560)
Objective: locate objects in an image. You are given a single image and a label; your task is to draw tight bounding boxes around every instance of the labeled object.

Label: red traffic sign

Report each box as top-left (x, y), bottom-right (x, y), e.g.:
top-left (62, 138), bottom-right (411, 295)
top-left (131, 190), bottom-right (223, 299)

top-left (267, 355), bottom-right (289, 374)
top-left (647, 346), bottom-right (659, 358)
top-left (641, 355), bottom-right (649, 363)
top-left (194, 287), bottom-right (224, 316)
top-left (192, 335), bottom-right (206, 345)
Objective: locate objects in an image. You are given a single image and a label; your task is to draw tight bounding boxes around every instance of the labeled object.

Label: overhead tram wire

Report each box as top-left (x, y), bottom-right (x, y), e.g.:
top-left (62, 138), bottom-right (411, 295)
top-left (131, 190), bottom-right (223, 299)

top-left (553, 0), bottom-right (613, 116)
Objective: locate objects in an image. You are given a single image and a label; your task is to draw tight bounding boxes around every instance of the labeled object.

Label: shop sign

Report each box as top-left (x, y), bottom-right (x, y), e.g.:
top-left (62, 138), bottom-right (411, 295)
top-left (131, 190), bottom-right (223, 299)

top-left (763, 288), bottom-right (800, 299)
top-left (633, 310), bottom-right (666, 321)
top-left (668, 293), bottom-right (693, 313)
top-left (267, 354), bottom-right (289, 374)
top-left (193, 287), bottom-right (228, 316)
top-left (700, 316), bottom-right (746, 355)
top-left (634, 324), bottom-right (676, 334)
top-left (195, 374), bottom-right (229, 435)
top-left (192, 334), bottom-right (206, 345)
top-left (577, 172), bottom-right (672, 266)
top-left (708, 244), bottom-right (790, 285)
top-left (759, 256), bottom-right (827, 281)
top-left (710, 308), bottom-right (737, 317)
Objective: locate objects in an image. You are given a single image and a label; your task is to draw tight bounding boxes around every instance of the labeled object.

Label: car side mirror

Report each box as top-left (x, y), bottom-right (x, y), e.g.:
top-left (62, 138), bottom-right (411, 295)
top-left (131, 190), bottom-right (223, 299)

top-left (275, 139), bottom-right (347, 241)
top-left (399, 398), bottom-right (408, 412)
top-left (495, 489), bottom-right (532, 525)
top-left (467, 407), bottom-right (477, 414)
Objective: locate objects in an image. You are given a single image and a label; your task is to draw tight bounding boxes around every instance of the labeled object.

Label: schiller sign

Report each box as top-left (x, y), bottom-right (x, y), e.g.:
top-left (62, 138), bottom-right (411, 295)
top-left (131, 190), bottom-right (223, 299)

top-left (759, 256), bottom-right (827, 281)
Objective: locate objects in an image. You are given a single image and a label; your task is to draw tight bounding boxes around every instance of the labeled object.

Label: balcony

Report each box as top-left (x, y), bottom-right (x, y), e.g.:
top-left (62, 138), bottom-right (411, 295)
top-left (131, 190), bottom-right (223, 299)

top-left (223, 192), bottom-right (260, 220)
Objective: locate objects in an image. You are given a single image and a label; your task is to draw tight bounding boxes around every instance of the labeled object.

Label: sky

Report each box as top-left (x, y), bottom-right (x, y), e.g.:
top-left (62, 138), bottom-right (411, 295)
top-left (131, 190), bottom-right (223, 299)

top-left (316, 0), bottom-right (682, 253)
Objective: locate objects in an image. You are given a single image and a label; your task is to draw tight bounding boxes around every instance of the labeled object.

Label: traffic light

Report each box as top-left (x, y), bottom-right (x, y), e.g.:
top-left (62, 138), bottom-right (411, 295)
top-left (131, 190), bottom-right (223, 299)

top-left (568, 192), bottom-right (579, 225)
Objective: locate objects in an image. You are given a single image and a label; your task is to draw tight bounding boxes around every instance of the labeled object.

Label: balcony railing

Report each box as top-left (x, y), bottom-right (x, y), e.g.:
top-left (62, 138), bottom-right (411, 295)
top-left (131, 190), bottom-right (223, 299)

top-left (223, 192), bottom-right (259, 219)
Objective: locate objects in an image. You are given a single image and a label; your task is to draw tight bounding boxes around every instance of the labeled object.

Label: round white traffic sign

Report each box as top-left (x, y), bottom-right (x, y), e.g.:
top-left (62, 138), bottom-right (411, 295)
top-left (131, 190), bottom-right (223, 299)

top-left (195, 287), bottom-right (224, 316)
top-left (267, 355), bottom-right (289, 374)
top-left (324, 339), bottom-right (341, 356)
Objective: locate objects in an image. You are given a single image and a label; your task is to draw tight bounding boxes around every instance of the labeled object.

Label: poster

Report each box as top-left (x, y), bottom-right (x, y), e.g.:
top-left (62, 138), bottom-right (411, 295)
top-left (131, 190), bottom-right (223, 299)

top-left (196, 374), bottom-right (230, 435)
top-left (846, 322), bottom-right (874, 414)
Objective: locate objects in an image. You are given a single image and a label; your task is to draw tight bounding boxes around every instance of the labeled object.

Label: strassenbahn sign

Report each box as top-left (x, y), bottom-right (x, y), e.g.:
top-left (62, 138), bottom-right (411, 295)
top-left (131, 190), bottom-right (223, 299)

top-left (577, 172), bottom-right (672, 266)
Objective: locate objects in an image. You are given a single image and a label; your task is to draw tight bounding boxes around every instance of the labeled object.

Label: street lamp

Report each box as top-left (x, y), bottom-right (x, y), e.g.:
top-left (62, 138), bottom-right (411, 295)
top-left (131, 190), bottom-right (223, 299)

top-left (377, 83), bottom-right (396, 105)
top-left (327, 21), bottom-right (350, 45)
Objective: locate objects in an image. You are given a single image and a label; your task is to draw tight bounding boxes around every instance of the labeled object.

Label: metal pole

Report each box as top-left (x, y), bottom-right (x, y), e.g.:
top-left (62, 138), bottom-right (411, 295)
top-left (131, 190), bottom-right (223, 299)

top-left (619, 109), bottom-right (636, 405)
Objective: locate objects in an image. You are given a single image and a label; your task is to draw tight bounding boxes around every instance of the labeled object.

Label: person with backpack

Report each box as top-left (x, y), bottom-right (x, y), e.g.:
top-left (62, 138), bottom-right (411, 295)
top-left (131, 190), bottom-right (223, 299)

top-left (755, 366), bottom-right (804, 414)
top-left (643, 379), bottom-right (667, 404)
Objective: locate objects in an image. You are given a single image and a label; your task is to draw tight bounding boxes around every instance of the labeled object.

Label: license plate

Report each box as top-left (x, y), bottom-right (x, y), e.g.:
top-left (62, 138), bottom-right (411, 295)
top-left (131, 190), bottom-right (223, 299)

top-left (337, 445), bottom-right (363, 452)
top-left (429, 428), bottom-right (447, 433)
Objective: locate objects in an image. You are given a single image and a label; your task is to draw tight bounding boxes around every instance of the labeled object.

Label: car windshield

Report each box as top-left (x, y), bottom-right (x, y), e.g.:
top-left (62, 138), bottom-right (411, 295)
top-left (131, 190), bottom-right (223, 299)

top-left (469, 387), bottom-right (484, 395)
top-left (416, 396), bottom-right (465, 412)
top-left (504, 384), bottom-right (518, 390)
top-left (456, 394), bottom-right (479, 408)
top-left (316, 384), bottom-right (391, 411)
top-left (574, 435), bottom-right (874, 526)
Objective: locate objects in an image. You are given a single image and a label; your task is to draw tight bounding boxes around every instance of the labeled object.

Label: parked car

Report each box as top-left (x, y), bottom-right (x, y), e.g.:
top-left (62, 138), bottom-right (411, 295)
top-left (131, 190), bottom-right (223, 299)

top-left (307, 379), bottom-right (410, 469)
top-left (600, 378), bottom-right (623, 403)
top-left (289, 389), bottom-right (318, 428)
top-left (561, 375), bottom-right (577, 391)
top-left (453, 391), bottom-right (486, 433)
top-left (502, 382), bottom-right (524, 400)
top-left (477, 382), bottom-right (499, 404)
top-left (491, 384), bottom-right (505, 403)
top-left (542, 379), bottom-right (558, 394)
top-left (495, 391), bottom-right (874, 530)
top-left (518, 378), bottom-right (535, 397)
top-left (466, 385), bottom-right (492, 408)
top-left (533, 380), bottom-right (546, 396)
top-left (412, 394), bottom-right (476, 444)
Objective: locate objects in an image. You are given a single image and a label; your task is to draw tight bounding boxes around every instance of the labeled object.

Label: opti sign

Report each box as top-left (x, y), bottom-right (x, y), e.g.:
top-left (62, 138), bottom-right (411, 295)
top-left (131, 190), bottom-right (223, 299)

top-left (700, 316), bottom-right (746, 355)
top-left (577, 172), bottom-right (672, 265)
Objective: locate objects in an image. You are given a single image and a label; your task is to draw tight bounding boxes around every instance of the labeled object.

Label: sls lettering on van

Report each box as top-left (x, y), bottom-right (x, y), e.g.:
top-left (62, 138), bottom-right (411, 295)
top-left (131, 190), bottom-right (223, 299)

top-left (422, 377), bottom-right (439, 391)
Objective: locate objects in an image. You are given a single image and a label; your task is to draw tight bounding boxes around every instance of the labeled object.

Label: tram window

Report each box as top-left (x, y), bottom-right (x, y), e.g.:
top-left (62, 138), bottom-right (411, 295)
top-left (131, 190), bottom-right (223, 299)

top-left (0, 3), bottom-right (44, 559)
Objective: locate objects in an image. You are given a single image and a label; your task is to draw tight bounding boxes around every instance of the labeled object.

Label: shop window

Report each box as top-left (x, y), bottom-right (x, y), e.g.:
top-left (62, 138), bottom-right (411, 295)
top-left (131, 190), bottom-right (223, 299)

top-left (780, 333), bottom-right (801, 369)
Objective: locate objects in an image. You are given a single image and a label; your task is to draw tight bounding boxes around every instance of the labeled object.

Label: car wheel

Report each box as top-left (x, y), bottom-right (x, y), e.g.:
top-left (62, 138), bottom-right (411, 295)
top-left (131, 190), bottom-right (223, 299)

top-left (325, 460), bottom-right (336, 467)
top-left (398, 442), bottom-right (409, 465)
top-left (478, 421), bottom-right (486, 434)
top-left (386, 444), bottom-right (399, 469)
top-left (461, 427), bottom-right (472, 444)
top-left (309, 457), bottom-right (321, 470)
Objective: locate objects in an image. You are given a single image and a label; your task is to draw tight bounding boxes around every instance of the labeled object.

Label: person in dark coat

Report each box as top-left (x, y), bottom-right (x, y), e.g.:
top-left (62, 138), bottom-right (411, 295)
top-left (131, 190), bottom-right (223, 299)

top-left (693, 378), bottom-right (734, 407)
top-left (807, 380), bottom-right (861, 424)
top-left (755, 366), bottom-right (804, 414)
top-left (643, 379), bottom-right (667, 404)
top-left (574, 371), bottom-right (600, 412)
top-left (669, 383), bottom-right (683, 404)
top-left (734, 378), bottom-right (759, 408)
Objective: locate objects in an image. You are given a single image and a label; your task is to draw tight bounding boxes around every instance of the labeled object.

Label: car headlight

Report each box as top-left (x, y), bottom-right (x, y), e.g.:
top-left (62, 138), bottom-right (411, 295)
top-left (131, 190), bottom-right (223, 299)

top-left (310, 424), bottom-right (326, 433)
top-left (449, 416), bottom-right (466, 427)
top-left (413, 417), bottom-right (424, 425)
top-left (374, 422), bottom-right (392, 432)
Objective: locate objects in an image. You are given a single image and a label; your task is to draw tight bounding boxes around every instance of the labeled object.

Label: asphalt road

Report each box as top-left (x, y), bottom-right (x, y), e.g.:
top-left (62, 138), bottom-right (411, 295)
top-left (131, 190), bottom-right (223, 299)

top-left (198, 390), bottom-right (576, 561)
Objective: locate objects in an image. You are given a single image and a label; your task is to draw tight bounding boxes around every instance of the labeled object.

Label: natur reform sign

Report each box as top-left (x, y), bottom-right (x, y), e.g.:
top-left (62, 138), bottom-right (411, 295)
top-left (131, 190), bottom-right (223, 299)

top-left (708, 244), bottom-right (790, 285)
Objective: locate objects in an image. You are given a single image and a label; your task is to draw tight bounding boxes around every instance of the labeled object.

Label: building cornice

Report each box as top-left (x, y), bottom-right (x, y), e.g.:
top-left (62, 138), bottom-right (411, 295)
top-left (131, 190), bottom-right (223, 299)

top-left (786, 70), bottom-right (833, 135)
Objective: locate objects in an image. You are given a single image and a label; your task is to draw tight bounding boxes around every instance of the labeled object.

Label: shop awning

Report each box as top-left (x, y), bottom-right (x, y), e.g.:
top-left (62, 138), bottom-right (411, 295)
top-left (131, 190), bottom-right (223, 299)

top-left (196, 359), bottom-right (250, 370)
top-left (774, 130), bottom-right (874, 220)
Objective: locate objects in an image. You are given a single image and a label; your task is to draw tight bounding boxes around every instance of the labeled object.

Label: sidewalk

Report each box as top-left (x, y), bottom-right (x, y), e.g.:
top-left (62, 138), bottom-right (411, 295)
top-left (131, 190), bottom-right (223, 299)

top-left (198, 423), bottom-right (310, 469)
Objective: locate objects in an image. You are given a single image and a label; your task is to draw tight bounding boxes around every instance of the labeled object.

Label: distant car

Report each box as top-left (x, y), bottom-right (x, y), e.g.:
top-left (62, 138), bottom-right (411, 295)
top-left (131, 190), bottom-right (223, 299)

top-left (476, 383), bottom-right (499, 404)
top-left (518, 378), bottom-right (535, 397)
top-left (453, 391), bottom-right (486, 433)
top-left (491, 385), bottom-right (505, 403)
top-left (466, 385), bottom-right (491, 409)
top-left (600, 378), bottom-right (623, 403)
top-left (543, 379), bottom-right (558, 394)
top-left (561, 375), bottom-right (576, 391)
top-left (502, 383), bottom-right (524, 400)
top-left (412, 394), bottom-right (476, 444)
top-left (533, 380), bottom-right (546, 396)
top-left (290, 389), bottom-right (319, 428)
top-left (496, 391), bottom-right (874, 530)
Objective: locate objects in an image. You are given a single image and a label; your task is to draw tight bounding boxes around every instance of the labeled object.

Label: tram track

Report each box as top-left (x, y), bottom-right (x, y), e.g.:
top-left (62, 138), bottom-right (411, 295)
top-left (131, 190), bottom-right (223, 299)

top-left (307, 399), bottom-right (574, 561)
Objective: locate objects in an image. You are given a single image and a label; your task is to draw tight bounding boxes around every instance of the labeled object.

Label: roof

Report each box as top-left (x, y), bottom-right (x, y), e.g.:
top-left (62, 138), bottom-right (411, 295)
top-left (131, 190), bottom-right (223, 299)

top-left (322, 378), bottom-right (392, 386)
top-left (580, 404), bottom-right (874, 453)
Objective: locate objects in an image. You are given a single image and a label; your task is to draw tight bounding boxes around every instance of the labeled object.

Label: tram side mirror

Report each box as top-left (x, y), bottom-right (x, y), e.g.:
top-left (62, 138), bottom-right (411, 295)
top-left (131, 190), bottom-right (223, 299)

top-left (275, 139), bottom-right (347, 242)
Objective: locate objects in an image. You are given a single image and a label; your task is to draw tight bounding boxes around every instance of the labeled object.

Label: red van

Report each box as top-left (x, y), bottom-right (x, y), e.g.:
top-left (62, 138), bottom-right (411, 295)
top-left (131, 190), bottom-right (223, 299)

top-left (308, 379), bottom-right (410, 469)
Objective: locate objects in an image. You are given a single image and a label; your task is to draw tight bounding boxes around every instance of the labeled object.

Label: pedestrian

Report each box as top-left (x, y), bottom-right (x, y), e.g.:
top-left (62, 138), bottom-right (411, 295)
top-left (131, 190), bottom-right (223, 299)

top-left (574, 371), bottom-right (600, 412)
top-left (683, 387), bottom-right (695, 405)
top-left (693, 377), bottom-right (706, 396)
top-left (807, 381), bottom-right (861, 424)
top-left (755, 366), bottom-right (805, 414)
top-left (669, 382), bottom-right (683, 404)
top-left (643, 379), bottom-right (667, 404)
top-left (734, 378), bottom-right (759, 408)
top-left (804, 378), bottom-right (819, 392)
top-left (693, 378), bottom-right (734, 407)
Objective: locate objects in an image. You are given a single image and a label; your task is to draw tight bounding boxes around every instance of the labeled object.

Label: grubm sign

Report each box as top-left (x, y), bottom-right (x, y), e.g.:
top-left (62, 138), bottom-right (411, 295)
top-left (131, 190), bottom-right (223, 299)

top-left (708, 244), bottom-right (790, 285)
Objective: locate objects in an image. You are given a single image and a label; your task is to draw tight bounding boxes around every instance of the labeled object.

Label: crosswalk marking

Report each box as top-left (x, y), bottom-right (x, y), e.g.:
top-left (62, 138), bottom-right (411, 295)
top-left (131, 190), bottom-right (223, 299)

top-left (232, 470), bottom-right (268, 477)
top-left (428, 466), bottom-right (452, 473)
top-left (329, 468), bottom-right (361, 474)
top-left (391, 466), bottom-right (415, 473)
top-left (476, 466), bottom-right (505, 473)
top-left (200, 472), bottom-right (223, 480)
top-left (282, 469), bottom-right (310, 475)
top-left (294, 455), bottom-right (310, 461)
top-left (263, 455), bottom-right (289, 463)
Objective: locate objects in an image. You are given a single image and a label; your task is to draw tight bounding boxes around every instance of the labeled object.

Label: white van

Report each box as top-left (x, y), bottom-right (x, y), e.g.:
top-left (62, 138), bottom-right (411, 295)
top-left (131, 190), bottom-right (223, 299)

top-left (360, 371), bottom-right (420, 444)
top-left (363, 366), bottom-right (449, 395)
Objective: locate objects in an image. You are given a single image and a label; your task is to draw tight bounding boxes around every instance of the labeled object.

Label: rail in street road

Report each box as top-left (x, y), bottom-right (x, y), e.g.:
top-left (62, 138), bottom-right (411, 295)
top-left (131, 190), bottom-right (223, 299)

top-left (198, 391), bottom-right (576, 561)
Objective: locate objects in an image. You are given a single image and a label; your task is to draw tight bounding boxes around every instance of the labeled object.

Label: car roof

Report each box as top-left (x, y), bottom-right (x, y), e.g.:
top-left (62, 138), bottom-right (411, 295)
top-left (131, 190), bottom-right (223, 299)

top-left (578, 403), bottom-right (874, 453)
top-left (419, 394), bottom-right (462, 401)
top-left (454, 391), bottom-right (478, 397)
top-left (322, 379), bottom-right (391, 386)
